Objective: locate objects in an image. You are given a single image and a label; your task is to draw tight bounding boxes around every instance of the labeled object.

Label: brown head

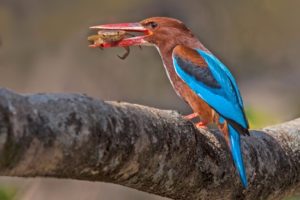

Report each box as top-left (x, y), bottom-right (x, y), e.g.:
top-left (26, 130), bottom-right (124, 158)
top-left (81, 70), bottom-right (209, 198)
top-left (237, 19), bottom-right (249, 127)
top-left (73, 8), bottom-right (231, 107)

top-left (139, 17), bottom-right (195, 49)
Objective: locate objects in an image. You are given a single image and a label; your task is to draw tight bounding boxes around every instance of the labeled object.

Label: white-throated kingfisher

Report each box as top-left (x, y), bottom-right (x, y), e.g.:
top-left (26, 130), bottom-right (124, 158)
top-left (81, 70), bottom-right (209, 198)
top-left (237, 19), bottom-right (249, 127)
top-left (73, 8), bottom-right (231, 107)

top-left (89, 17), bottom-right (249, 187)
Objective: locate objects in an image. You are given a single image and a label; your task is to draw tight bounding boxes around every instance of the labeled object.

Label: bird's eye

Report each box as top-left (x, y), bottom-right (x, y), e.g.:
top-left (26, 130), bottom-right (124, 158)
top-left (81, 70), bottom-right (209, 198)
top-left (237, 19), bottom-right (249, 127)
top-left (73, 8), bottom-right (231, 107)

top-left (148, 21), bottom-right (158, 29)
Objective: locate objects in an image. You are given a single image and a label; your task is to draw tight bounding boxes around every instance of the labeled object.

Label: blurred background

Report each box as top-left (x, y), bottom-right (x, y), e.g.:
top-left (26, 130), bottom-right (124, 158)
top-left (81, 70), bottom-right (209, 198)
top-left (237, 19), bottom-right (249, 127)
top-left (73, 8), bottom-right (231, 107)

top-left (0, 0), bottom-right (299, 199)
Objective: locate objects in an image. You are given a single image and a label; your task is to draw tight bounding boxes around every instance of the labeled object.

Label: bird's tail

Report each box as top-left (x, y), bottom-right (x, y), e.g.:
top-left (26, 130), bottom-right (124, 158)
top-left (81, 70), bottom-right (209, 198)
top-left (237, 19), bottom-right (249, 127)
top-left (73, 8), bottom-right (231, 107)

top-left (227, 123), bottom-right (248, 187)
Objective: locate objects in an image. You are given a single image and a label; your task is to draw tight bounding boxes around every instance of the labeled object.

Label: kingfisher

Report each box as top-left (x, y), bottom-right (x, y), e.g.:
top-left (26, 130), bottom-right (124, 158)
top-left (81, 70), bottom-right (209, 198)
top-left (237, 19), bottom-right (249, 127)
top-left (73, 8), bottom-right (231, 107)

top-left (89, 17), bottom-right (249, 187)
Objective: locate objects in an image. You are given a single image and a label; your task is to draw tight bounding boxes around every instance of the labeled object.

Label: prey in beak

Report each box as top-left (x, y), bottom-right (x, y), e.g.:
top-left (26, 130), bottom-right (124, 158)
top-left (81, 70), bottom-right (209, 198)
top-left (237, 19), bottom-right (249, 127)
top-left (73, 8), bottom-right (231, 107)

top-left (88, 22), bottom-right (150, 59)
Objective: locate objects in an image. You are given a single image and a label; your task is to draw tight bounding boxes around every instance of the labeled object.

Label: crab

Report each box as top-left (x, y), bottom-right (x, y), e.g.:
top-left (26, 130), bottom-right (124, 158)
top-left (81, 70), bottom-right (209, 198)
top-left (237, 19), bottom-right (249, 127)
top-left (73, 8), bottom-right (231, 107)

top-left (88, 30), bottom-right (131, 59)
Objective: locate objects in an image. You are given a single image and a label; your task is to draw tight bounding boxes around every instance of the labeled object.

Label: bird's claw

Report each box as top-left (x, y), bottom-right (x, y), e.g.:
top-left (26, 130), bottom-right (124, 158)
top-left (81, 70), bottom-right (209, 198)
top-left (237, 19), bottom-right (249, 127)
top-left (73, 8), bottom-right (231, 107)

top-left (195, 121), bottom-right (208, 129)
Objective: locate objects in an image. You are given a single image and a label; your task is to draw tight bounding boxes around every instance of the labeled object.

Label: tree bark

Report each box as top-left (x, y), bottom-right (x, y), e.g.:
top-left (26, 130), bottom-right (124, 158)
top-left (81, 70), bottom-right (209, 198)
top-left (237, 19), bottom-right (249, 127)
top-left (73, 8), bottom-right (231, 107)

top-left (0, 88), bottom-right (299, 200)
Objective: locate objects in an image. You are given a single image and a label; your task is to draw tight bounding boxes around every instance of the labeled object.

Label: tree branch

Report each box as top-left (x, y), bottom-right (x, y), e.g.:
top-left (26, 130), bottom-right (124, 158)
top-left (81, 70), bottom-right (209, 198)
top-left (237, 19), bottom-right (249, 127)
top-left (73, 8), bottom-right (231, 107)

top-left (0, 88), bottom-right (299, 200)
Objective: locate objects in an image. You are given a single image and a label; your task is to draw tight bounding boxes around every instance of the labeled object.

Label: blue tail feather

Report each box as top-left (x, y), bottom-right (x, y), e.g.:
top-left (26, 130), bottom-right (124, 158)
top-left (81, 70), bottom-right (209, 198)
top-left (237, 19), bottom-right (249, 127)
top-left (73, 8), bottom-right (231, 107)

top-left (228, 124), bottom-right (248, 187)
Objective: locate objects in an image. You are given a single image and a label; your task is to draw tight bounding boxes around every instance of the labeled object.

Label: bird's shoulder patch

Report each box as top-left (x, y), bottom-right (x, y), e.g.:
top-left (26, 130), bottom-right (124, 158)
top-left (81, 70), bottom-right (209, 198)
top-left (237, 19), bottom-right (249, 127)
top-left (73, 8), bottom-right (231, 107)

top-left (173, 45), bottom-right (221, 88)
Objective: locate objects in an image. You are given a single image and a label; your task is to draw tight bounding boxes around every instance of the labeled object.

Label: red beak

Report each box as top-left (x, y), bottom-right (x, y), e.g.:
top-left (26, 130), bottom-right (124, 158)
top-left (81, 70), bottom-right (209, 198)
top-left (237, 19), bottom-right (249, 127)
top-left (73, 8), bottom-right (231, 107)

top-left (89, 22), bottom-right (151, 48)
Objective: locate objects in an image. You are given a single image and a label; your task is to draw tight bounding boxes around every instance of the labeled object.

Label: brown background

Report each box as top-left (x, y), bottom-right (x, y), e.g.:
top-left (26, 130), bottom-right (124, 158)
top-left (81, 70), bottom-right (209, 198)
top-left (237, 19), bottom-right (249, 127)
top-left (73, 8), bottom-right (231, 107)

top-left (0, 0), bottom-right (299, 199)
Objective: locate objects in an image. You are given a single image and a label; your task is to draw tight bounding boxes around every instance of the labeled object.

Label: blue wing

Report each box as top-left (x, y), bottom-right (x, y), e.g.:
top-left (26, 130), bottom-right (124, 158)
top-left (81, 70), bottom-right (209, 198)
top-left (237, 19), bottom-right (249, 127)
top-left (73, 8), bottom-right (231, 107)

top-left (172, 47), bottom-right (249, 129)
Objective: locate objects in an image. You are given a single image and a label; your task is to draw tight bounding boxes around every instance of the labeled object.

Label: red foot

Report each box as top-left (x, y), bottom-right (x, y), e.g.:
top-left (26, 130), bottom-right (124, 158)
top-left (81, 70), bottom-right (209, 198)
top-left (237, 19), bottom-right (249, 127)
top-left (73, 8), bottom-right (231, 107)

top-left (195, 121), bottom-right (208, 128)
top-left (184, 113), bottom-right (198, 120)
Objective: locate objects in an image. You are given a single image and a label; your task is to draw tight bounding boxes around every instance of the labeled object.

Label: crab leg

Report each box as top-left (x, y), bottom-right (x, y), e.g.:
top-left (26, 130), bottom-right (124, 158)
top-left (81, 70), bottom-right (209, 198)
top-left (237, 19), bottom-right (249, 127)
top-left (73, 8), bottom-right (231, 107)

top-left (117, 47), bottom-right (130, 60)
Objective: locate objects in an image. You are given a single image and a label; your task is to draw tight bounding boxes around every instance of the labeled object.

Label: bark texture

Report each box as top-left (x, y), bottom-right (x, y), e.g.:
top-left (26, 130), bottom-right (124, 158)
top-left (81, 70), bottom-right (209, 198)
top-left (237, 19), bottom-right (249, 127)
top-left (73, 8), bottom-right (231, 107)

top-left (0, 88), bottom-right (299, 200)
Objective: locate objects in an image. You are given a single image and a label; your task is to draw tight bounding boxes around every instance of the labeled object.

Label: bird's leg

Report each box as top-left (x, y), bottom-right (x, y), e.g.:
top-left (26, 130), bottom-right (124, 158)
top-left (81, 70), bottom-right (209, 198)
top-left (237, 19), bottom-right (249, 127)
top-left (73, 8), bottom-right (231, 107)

top-left (195, 121), bottom-right (208, 128)
top-left (184, 113), bottom-right (198, 120)
top-left (184, 113), bottom-right (208, 128)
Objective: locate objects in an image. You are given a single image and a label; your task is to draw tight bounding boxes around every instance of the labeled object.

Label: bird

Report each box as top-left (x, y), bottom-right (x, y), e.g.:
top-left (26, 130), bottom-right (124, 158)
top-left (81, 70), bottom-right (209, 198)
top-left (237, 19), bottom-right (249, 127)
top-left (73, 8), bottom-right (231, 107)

top-left (89, 17), bottom-right (249, 187)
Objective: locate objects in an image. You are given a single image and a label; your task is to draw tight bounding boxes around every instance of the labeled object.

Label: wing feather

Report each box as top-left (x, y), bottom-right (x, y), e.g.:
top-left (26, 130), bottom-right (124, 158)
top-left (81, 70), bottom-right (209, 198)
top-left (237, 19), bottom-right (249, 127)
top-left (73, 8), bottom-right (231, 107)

top-left (172, 45), bottom-right (248, 129)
